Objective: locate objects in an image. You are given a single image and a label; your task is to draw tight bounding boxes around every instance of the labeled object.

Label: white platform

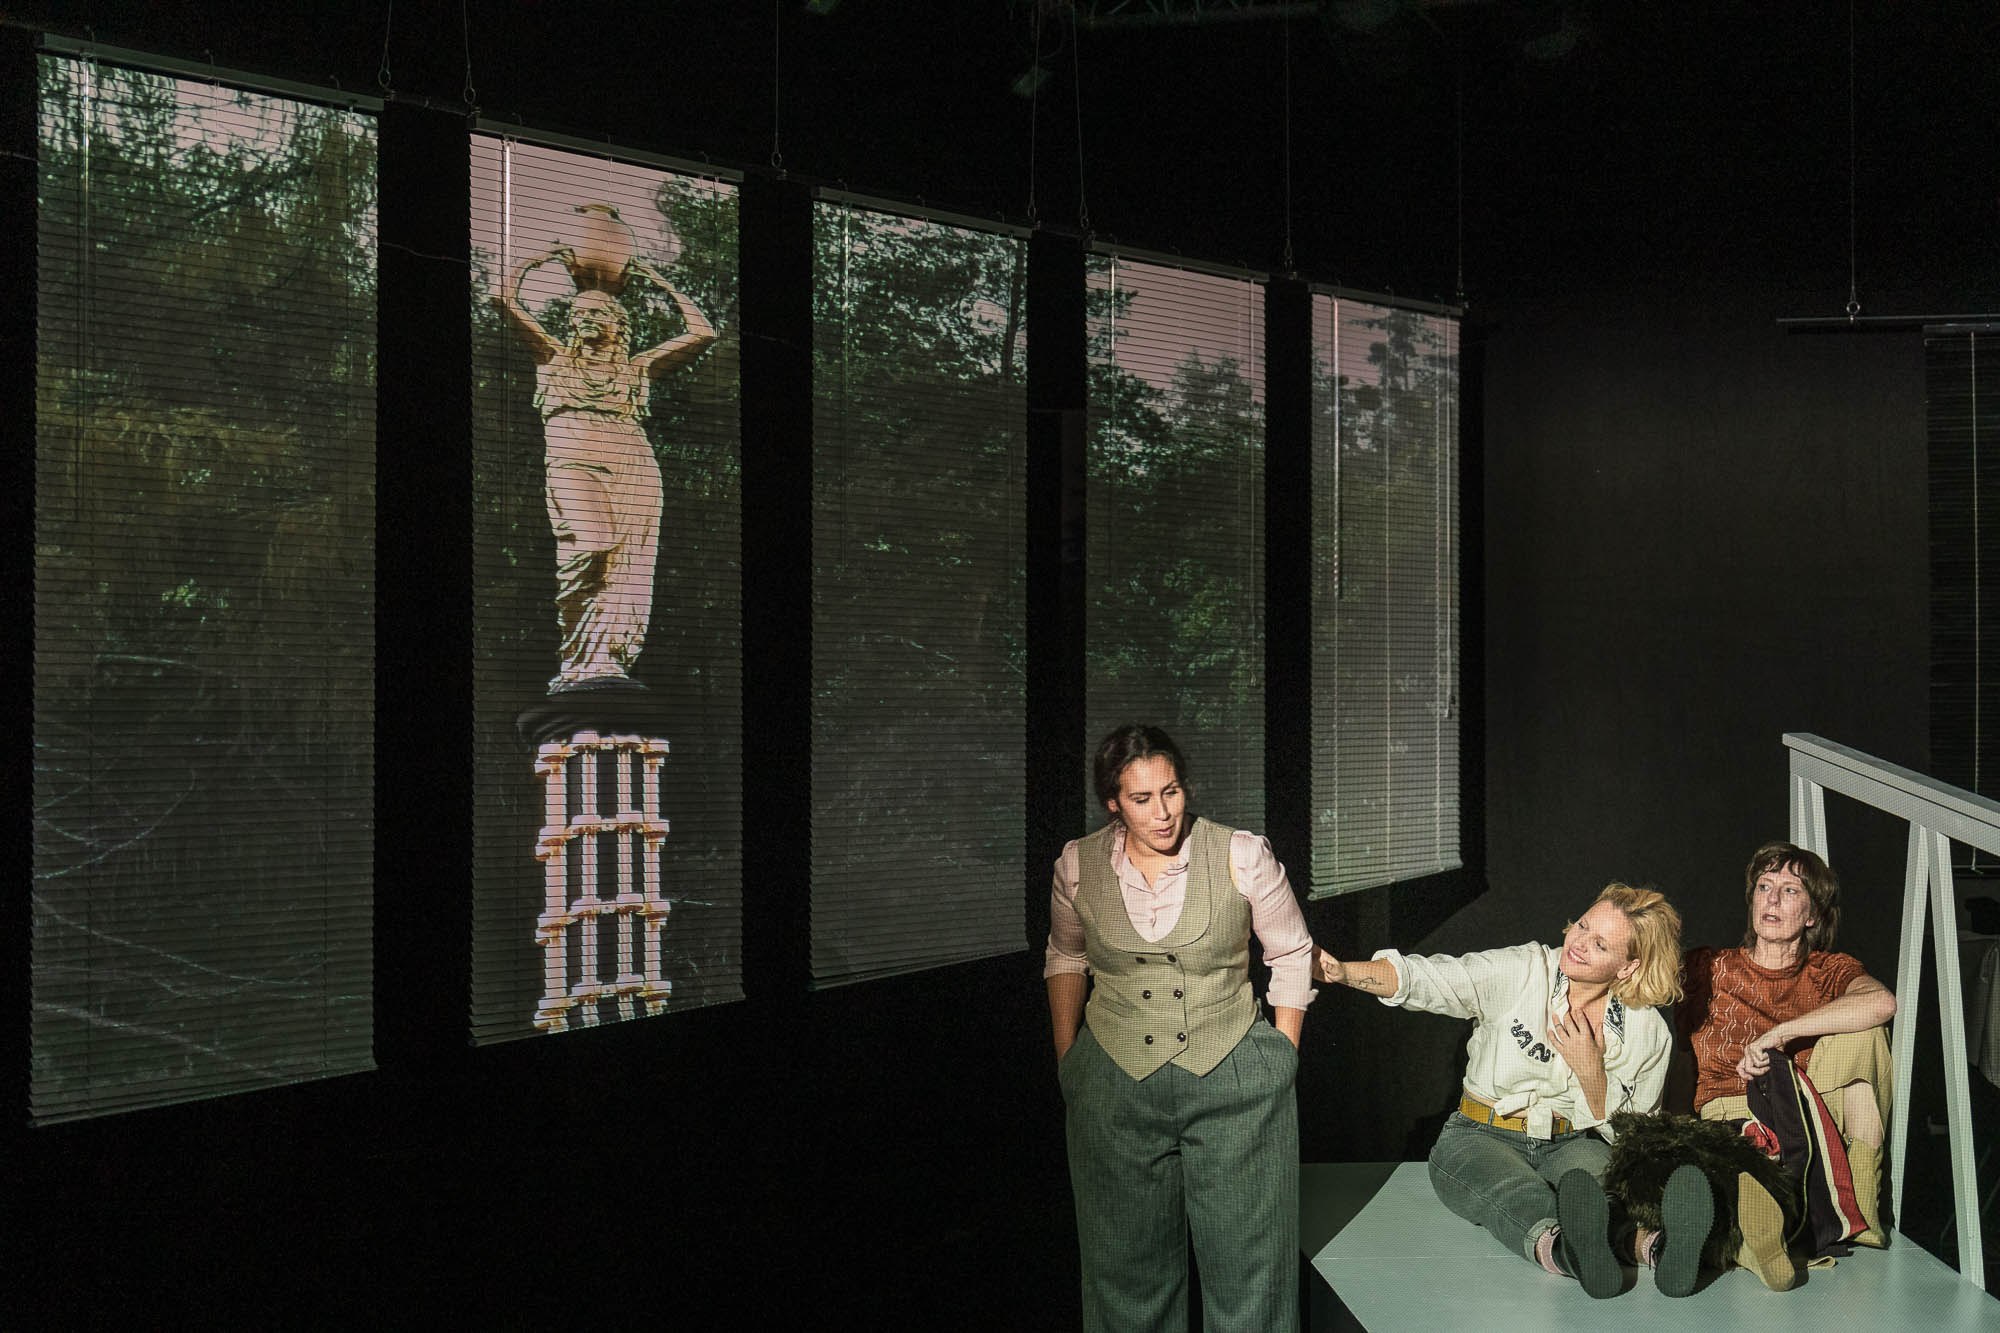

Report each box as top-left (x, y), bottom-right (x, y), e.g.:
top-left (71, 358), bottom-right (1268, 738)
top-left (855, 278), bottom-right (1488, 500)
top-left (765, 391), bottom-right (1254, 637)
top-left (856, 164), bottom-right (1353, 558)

top-left (1303, 1161), bottom-right (2000, 1331)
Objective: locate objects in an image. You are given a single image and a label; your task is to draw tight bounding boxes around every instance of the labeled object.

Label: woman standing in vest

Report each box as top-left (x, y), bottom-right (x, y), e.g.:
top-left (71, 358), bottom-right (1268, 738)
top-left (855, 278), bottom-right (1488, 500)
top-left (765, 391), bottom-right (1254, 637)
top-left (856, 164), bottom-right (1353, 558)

top-left (1313, 885), bottom-right (1687, 1297)
top-left (1045, 724), bottom-right (1315, 1332)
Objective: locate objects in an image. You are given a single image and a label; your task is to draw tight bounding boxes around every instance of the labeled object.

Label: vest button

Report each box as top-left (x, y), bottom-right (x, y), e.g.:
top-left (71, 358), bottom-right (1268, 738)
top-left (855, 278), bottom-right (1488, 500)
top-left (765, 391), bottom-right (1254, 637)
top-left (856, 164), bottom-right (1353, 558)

top-left (1141, 990), bottom-right (1151, 999)
top-left (1134, 956), bottom-right (1147, 964)
top-left (1144, 1035), bottom-right (1155, 1045)
top-left (1177, 1032), bottom-right (1187, 1042)
top-left (1166, 954), bottom-right (1178, 963)
top-left (1174, 989), bottom-right (1183, 999)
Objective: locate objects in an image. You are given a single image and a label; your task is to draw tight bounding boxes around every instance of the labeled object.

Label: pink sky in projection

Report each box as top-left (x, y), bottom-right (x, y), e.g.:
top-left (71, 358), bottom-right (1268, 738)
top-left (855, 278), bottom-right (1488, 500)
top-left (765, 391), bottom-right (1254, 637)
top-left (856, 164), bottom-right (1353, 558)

top-left (1317, 293), bottom-right (1455, 392)
top-left (469, 136), bottom-right (727, 310)
top-left (1088, 258), bottom-right (1265, 399)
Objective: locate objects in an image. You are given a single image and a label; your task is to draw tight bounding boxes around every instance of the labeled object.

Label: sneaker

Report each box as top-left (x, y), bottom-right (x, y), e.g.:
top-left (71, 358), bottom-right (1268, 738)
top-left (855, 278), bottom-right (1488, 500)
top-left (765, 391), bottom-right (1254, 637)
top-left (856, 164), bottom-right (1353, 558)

top-left (1556, 1170), bottom-right (1622, 1298)
top-left (1655, 1164), bottom-right (1715, 1297)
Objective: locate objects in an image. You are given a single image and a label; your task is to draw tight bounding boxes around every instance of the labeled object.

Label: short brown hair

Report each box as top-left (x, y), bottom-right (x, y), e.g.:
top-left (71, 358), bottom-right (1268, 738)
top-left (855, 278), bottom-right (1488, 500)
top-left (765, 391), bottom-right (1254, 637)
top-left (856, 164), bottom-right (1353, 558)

top-left (1739, 840), bottom-right (1840, 966)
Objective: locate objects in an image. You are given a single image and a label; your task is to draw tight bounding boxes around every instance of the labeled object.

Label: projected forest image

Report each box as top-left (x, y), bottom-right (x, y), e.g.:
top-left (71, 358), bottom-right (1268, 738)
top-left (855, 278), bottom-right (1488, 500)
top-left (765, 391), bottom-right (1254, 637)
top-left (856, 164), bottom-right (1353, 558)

top-left (32, 59), bottom-right (377, 1120)
top-left (1086, 258), bottom-right (1266, 830)
top-left (1311, 299), bottom-right (1460, 896)
top-left (469, 141), bottom-right (742, 1037)
top-left (808, 205), bottom-right (1028, 984)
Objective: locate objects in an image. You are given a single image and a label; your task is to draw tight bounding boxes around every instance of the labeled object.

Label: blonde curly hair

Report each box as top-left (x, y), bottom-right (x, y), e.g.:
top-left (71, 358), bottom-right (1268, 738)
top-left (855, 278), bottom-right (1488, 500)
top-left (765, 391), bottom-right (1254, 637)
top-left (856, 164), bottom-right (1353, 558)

top-left (1576, 882), bottom-right (1684, 1009)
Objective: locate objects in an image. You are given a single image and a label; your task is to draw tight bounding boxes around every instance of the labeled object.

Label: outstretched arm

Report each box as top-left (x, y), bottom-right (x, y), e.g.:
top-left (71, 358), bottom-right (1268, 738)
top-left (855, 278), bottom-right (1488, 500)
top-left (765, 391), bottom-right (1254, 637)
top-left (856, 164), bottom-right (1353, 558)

top-left (1313, 947), bottom-right (1400, 998)
top-left (491, 245), bottom-right (569, 364)
top-left (629, 259), bottom-right (719, 378)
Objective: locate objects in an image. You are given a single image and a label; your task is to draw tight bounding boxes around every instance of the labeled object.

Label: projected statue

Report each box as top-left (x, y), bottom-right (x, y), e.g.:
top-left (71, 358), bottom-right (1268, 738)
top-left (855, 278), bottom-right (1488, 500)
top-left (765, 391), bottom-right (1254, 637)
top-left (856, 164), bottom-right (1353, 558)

top-left (495, 204), bottom-right (717, 692)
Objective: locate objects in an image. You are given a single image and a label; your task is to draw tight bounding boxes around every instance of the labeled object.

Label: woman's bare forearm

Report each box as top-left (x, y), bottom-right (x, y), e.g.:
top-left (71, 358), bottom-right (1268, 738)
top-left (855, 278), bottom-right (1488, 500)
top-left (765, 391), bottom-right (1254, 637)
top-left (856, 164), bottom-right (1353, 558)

top-left (1314, 948), bottom-right (1398, 997)
top-left (1765, 976), bottom-right (1896, 1045)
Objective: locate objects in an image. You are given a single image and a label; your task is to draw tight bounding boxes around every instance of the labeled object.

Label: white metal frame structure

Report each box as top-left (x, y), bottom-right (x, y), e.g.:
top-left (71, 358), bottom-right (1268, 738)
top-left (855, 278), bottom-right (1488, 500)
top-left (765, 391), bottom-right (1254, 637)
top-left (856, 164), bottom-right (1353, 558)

top-left (1785, 732), bottom-right (1999, 1287)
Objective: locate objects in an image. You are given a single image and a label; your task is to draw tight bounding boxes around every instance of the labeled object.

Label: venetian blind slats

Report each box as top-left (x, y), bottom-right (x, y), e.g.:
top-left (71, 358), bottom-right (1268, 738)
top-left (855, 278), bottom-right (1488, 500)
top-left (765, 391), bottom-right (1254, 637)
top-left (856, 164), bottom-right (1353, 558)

top-left (468, 134), bottom-right (743, 1041)
top-left (1085, 254), bottom-right (1266, 831)
top-left (1310, 295), bottom-right (1460, 896)
top-left (32, 55), bottom-right (378, 1122)
top-left (1928, 329), bottom-right (1999, 805)
top-left (809, 199), bottom-right (1028, 988)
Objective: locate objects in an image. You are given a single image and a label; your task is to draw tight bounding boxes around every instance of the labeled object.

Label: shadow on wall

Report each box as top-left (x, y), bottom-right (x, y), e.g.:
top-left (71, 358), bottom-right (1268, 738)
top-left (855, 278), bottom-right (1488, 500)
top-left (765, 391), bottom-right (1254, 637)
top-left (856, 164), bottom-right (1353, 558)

top-left (1297, 865), bottom-right (1489, 1164)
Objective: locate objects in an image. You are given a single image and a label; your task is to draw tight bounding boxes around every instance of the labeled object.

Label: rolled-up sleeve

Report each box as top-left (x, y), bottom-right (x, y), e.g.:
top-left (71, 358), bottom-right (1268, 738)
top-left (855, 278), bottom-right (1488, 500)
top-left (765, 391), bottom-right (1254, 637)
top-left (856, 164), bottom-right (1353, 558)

top-left (1231, 831), bottom-right (1316, 1011)
top-left (1042, 840), bottom-right (1089, 980)
top-left (1374, 946), bottom-right (1533, 1021)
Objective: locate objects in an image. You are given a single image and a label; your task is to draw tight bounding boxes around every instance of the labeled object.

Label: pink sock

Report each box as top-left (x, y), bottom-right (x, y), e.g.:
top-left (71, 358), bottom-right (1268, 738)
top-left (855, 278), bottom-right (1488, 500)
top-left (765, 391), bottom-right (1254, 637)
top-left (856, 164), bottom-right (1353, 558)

top-left (1535, 1226), bottom-right (1567, 1277)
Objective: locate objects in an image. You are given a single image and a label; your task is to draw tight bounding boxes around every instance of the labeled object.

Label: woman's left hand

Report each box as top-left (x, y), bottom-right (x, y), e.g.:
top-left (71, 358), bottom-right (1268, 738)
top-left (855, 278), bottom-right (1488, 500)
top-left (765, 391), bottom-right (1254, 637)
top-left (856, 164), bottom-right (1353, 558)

top-left (1547, 1007), bottom-right (1605, 1078)
top-left (1734, 1026), bottom-right (1788, 1082)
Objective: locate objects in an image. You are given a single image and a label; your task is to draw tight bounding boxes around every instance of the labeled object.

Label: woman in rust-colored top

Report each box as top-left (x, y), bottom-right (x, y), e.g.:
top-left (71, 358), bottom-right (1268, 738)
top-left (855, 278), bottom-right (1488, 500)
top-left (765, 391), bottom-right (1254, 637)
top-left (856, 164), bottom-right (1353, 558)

top-left (1683, 939), bottom-right (1867, 1112)
top-left (1677, 840), bottom-right (1897, 1279)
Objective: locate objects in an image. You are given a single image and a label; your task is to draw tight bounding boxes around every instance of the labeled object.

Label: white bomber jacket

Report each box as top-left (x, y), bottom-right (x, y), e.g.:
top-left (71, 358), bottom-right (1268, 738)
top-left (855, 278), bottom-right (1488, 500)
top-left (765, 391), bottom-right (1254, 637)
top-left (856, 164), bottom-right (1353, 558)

top-left (1373, 943), bottom-right (1672, 1140)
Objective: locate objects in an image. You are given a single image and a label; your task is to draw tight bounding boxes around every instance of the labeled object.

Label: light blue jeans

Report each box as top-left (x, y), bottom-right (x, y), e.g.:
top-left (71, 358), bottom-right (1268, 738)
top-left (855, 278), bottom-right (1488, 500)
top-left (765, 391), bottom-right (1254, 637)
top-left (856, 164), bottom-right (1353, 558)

top-left (1427, 1112), bottom-right (1611, 1262)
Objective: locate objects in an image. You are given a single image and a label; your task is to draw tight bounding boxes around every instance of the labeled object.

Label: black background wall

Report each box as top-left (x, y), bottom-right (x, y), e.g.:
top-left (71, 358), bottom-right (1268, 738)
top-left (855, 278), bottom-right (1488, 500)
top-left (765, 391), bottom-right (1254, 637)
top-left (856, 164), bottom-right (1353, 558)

top-left (5, 2), bottom-right (1997, 1324)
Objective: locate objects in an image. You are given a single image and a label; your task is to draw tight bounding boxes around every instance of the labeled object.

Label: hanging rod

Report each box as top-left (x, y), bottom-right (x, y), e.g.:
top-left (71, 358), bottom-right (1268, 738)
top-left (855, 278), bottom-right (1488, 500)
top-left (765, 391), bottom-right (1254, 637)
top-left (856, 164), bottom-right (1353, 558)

top-left (1777, 314), bottom-right (2000, 334)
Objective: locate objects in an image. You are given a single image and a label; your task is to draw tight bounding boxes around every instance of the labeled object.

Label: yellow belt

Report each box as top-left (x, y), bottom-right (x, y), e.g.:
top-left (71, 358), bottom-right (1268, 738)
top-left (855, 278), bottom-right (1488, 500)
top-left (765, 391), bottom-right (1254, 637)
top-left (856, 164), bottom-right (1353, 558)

top-left (1460, 1094), bottom-right (1572, 1137)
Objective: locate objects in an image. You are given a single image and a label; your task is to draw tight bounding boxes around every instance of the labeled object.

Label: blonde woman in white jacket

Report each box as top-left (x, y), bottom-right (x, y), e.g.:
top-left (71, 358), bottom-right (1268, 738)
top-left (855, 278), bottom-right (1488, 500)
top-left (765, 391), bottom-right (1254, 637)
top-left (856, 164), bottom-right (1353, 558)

top-left (1315, 884), bottom-right (1690, 1298)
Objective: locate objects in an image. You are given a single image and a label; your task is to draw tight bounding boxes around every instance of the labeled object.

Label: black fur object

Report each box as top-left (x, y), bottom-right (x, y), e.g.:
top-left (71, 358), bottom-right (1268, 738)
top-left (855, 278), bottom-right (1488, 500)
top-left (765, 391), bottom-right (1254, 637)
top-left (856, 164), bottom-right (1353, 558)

top-left (1604, 1111), bottom-right (1802, 1272)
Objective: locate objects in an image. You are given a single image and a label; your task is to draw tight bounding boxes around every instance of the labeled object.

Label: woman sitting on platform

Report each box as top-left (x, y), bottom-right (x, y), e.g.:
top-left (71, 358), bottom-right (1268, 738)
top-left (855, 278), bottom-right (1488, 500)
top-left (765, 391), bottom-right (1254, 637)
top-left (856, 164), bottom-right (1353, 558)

top-left (1313, 885), bottom-right (1687, 1299)
top-left (1674, 839), bottom-right (1897, 1283)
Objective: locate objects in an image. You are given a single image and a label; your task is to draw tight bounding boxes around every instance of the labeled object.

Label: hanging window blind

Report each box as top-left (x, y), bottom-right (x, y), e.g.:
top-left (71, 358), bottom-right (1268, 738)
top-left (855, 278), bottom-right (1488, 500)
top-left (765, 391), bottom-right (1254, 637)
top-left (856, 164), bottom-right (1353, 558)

top-left (1928, 327), bottom-right (1999, 808)
top-left (1084, 253), bottom-right (1266, 830)
top-left (469, 135), bottom-right (742, 1041)
top-left (1310, 294), bottom-right (1461, 896)
top-left (810, 198), bottom-right (1028, 988)
top-left (32, 54), bottom-right (378, 1122)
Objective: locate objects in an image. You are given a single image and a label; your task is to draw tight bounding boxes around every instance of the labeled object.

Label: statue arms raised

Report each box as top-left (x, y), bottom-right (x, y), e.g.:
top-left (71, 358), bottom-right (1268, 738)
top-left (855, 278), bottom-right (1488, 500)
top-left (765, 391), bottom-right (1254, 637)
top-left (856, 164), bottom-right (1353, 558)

top-left (491, 244), bottom-right (572, 364)
top-left (627, 258), bottom-right (718, 379)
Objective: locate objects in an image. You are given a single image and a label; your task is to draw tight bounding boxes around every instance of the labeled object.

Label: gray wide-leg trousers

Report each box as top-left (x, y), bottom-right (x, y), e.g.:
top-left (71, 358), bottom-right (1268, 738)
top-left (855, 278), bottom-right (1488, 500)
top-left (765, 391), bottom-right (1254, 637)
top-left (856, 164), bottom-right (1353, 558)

top-left (1061, 1021), bottom-right (1299, 1333)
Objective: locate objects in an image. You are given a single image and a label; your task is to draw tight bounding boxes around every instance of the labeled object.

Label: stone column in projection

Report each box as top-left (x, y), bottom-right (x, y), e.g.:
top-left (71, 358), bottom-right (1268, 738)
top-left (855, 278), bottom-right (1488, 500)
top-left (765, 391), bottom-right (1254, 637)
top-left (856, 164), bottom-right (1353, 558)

top-left (528, 729), bottom-right (674, 1031)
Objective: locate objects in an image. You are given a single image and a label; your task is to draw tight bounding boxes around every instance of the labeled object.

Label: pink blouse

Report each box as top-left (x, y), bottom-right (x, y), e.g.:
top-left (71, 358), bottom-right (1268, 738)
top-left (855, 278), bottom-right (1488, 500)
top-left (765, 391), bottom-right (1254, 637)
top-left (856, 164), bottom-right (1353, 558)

top-left (1044, 823), bottom-right (1317, 1012)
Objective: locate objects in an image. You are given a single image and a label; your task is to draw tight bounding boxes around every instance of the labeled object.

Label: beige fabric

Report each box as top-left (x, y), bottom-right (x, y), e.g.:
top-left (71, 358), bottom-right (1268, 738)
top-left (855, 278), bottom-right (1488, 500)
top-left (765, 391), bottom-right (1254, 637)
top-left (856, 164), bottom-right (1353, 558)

top-left (1703, 1025), bottom-right (1893, 1254)
top-left (1076, 818), bottom-right (1257, 1080)
top-left (1699, 1025), bottom-right (1892, 1138)
top-left (1844, 1139), bottom-right (1887, 1245)
top-left (1812, 1029), bottom-right (1895, 1246)
top-left (1734, 1170), bottom-right (1800, 1290)
top-left (1801, 1026), bottom-right (1894, 1137)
